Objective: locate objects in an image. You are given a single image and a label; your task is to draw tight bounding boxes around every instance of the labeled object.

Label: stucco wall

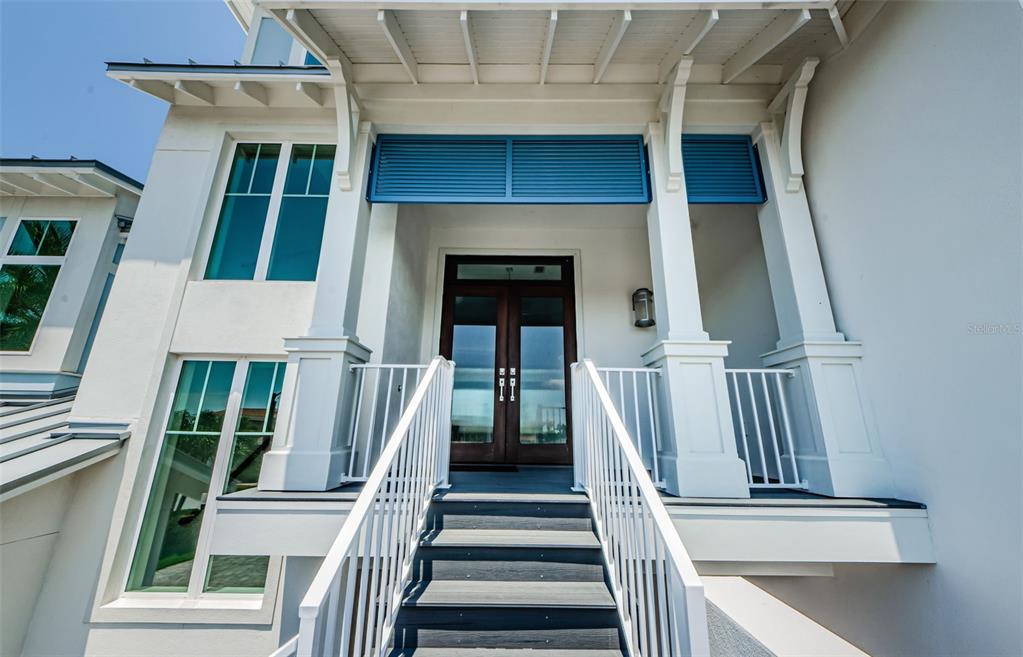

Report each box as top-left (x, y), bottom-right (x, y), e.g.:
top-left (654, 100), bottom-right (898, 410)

top-left (750, 3), bottom-right (1023, 656)
top-left (690, 204), bottom-right (779, 367)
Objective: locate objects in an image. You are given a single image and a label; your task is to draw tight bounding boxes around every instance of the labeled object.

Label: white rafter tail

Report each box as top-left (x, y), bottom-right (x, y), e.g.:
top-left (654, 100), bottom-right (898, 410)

top-left (378, 9), bottom-right (418, 84)
top-left (70, 172), bottom-right (117, 197)
top-left (276, 8), bottom-right (345, 70)
top-left (592, 9), bottom-right (631, 84)
top-left (662, 57), bottom-right (694, 193)
top-left (29, 174), bottom-right (77, 196)
top-left (174, 80), bottom-right (215, 105)
top-left (295, 82), bottom-right (325, 107)
top-left (722, 9), bottom-right (811, 84)
top-left (459, 10), bottom-right (479, 84)
top-left (129, 78), bottom-right (175, 103)
top-left (658, 9), bottom-right (718, 83)
top-left (0, 174), bottom-right (42, 196)
top-left (768, 57), bottom-right (820, 192)
top-left (828, 6), bottom-right (850, 48)
top-left (234, 81), bottom-right (269, 106)
top-left (540, 9), bottom-right (558, 85)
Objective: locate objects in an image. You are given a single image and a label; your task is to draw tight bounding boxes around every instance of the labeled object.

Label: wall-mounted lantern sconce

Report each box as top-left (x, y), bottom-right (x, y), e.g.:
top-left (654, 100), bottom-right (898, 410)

top-left (632, 288), bottom-right (655, 328)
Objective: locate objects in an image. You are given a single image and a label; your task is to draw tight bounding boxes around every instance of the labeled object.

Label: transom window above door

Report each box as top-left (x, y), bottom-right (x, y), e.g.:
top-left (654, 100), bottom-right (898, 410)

top-left (205, 142), bottom-right (335, 281)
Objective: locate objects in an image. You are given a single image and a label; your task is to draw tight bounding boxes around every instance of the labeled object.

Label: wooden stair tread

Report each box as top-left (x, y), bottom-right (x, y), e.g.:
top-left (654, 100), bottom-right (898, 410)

top-left (422, 528), bottom-right (600, 549)
top-left (404, 580), bottom-right (615, 609)
top-left (392, 649), bottom-right (624, 656)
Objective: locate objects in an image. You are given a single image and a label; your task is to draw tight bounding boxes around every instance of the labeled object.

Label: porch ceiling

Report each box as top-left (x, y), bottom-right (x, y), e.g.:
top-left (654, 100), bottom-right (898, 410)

top-left (262, 0), bottom-right (858, 85)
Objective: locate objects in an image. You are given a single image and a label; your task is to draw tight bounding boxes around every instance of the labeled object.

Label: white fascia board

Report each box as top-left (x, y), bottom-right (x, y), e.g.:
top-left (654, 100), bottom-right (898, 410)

top-left (255, 1), bottom-right (833, 10)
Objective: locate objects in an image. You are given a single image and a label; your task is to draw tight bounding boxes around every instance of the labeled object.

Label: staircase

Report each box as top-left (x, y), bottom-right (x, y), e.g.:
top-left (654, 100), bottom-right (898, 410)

top-left (389, 484), bottom-right (625, 656)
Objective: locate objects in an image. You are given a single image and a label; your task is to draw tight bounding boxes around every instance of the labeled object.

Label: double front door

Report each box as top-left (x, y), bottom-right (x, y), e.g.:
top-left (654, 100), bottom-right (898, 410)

top-left (440, 256), bottom-right (577, 465)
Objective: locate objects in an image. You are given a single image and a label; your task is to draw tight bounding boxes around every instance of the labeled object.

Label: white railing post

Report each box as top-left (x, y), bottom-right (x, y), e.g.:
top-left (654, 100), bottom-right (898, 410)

top-left (573, 359), bottom-right (710, 657)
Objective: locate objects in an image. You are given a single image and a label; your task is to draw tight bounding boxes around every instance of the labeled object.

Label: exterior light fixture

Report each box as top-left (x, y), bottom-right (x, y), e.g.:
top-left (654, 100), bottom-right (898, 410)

top-left (632, 288), bottom-right (655, 328)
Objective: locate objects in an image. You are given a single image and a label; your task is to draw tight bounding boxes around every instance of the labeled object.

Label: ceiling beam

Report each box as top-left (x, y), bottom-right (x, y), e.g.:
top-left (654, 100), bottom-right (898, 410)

top-left (275, 8), bottom-right (345, 67)
top-left (378, 9), bottom-right (418, 84)
top-left (828, 6), bottom-right (850, 48)
top-left (234, 81), bottom-right (269, 106)
top-left (70, 172), bottom-right (117, 197)
top-left (29, 174), bottom-right (77, 196)
top-left (540, 10), bottom-right (559, 85)
top-left (0, 174), bottom-right (43, 196)
top-left (593, 9), bottom-right (632, 84)
top-left (295, 82), bottom-right (325, 107)
top-left (459, 10), bottom-right (479, 84)
top-left (129, 78), bottom-right (176, 103)
top-left (174, 80), bottom-right (215, 105)
top-left (722, 9), bottom-right (810, 83)
top-left (658, 9), bottom-right (719, 83)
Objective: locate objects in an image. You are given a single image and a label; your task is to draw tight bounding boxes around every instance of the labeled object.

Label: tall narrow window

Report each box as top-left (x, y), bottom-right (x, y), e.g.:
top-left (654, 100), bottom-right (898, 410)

top-left (251, 16), bottom-right (294, 65)
top-left (1, 219), bottom-right (76, 351)
top-left (128, 359), bottom-right (285, 595)
top-left (205, 142), bottom-right (334, 282)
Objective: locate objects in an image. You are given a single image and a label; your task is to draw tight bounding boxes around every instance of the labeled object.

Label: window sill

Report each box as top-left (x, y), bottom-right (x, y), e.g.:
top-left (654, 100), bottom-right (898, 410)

top-left (91, 592), bottom-right (275, 625)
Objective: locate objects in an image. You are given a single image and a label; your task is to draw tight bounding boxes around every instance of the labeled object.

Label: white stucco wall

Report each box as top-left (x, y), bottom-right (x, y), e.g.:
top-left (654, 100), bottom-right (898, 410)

top-left (750, 3), bottom-right (1023, 656)
top-left (690, 204), bottom-right (779, 367)
top-left (0, 196), bottom-right (120, 376)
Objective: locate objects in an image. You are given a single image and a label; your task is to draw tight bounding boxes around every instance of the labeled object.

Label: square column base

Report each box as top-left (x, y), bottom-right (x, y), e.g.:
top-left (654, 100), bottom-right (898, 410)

top-left (643, 340), bottom-right (750, 499)
top-left (258, 336), bottom-right (371, 492)
top-left (763, 341), bottom-right (895, 498)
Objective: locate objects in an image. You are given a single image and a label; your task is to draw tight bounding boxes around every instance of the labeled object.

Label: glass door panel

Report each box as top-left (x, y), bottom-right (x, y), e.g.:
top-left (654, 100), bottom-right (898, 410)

top-left (518, 297), bottom-right (568, 445)
top-left (450, 295), bottom-right (499, 446)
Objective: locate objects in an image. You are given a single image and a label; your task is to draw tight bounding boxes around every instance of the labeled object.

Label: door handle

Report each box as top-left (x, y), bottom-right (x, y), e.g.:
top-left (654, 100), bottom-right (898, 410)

top-left (510, 368), bottom-right (517, 403)
top-left (498, 368), bottom-right (506, 402)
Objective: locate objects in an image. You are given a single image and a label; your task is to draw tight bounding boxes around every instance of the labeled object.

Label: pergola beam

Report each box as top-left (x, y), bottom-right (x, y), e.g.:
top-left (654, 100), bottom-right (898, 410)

top-left (0, 174), bottom-right (42, 196)
top-left (540, 10), bottom-right (558, 85)
top-left (276, 8), bottom-right (345, 66)
top-left (29, 173), bottom-right (77, 196)
top-left (593, 9), bottom-right (632, 83)
top-left (71, 172), bottom-right (117, 197)
top-left (722, 8), bottom-right (810, 83)
top-left (658, 9), bottom-right (718, 83)
top-left (295, 81), bottom-right (325, 107)
top-left (234, 80), bottom-right (270, 106)
top-left (828, 6), bottom-right (850, 48)
top-left (378, 9), bottom-right (419, 84)
top-left (175, 80), bottom-right (215, 105)
top-left (460, 10), bottom-right (479, 84)
top-left (129, 78), bottom-right (176, 103)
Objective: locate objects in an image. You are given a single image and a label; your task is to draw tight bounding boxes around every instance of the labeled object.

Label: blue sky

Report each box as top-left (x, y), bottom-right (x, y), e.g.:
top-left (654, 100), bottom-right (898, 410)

top-left (0, 1), bottom-right (245, 182)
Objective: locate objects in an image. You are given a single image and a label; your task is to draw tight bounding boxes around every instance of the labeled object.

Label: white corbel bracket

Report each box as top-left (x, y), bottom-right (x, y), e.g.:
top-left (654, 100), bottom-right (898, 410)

top-left (768, 57), bottom-right (819, 193)
top-left (659, 57), bottom-right (694, 193)
top-left (329, 58), bottom-right (362, 191)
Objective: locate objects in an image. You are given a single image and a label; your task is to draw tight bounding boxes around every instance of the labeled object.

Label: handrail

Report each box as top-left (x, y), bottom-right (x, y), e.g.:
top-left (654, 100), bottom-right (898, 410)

top-left (573, 359), bottom-right (709, 657)
top-left (296, 356), bottom-right (454, 657)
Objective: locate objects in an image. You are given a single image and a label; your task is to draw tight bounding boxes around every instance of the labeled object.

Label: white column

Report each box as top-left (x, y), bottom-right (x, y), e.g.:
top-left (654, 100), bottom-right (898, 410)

top-left (355, 203), bottom-right (400, 359)
top-left (643, 123), bottom-right (749, 498)
top-left (259, 123), bottom-right (376, 491)
top-left (754, 122), bottom-right (894, 497)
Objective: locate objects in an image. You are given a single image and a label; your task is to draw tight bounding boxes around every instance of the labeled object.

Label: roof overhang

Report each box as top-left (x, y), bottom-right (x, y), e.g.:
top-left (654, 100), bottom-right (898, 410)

top-left (0, 159), bottom-right (143, 199)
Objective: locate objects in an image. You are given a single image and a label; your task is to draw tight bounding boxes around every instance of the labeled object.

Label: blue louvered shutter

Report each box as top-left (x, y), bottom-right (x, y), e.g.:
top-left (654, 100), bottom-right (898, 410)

top-left (510, 136), bottom-right (649, 203)
top-left (368, 135), bottom-right (649, 204)
top-left (682, 135), bottom-right (766, 204)
top-left (370, 136), bottom-right (508, 202)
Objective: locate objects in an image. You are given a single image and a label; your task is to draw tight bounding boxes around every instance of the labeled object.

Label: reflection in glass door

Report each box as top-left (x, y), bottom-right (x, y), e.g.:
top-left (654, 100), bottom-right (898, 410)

top-left (441, 257), bottom-right (575, 465)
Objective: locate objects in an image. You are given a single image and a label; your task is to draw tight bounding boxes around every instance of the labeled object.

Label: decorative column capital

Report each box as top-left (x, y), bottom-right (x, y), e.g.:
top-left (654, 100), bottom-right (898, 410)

top-left (766, 56), bottom-right (819, 193)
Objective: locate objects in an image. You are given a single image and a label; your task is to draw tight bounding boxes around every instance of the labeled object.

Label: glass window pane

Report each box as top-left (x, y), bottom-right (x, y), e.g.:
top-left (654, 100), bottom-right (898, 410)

top-left (456, 263), bottom-right (562, 281)
top-left (304, 51), bottom-right (321, 66)
top-left (37, 220), bottom-right (76, 256)
top-left (518, 297), bottom-right (567, 445)
top-left (127, 360), bottom-right (236, 592)
top-left (205, 195), bottom-right (271, 280)
top-left (251, 144), bottom-right (281, 194)
top-left (266, 196), bottom-right (327, 281)
top-left (224, 362), bottom-right (284, 494)
top-left (283, 145), bottom-right (314, 195)
top-left (7, 220), bottom-right (48, 255)
top-left (309, 145), bottom-right (335, 195)
top-left (451, 296), bottom-right (497, 444)
top-left (0, 264), bottom-right (60, 351)
top-left (251, 16), bottom-right (293, 66)
top-left (204, 555), bottom-right (270, 593)
top-left (226, 144), bottom-right (259, 194)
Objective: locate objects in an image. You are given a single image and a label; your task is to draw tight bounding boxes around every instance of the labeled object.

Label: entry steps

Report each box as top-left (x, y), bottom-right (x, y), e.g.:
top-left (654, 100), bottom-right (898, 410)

top-left (388, 492), bottom-right (626, 656)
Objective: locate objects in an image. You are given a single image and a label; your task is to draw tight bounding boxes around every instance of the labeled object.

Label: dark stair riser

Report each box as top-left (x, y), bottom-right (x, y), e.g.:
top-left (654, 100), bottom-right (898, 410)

top-left (428, 501), bottom-right (594, 532)
top-left (413, 545), bottom-right (605, 582)
top-left (392, 607), bottom-right (622, 650)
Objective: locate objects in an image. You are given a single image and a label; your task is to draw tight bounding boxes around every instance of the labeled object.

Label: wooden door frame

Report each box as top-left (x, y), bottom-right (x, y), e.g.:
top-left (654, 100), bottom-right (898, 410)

top-left (439, 255), bottom-right (577, 465)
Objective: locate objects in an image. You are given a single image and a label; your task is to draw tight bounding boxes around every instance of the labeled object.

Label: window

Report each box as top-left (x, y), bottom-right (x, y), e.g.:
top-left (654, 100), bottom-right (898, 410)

top-left (205, 142), bottom-right (335, 281)
top-left (251, 16), bottom-right (294, 65)
top-left (1, 219), bottom-right (77, 351)
top-left (127, 359), bottom-right (285, 595)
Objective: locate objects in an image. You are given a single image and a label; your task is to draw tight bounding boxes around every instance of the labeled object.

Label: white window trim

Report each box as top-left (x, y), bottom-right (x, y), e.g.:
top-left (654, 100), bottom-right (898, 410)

top-left (0, 217), bottom-right (80, 355)
top-left (202, 140), bottom-right (334, 282)
top-left (111, 356), bottom-right (286, 619)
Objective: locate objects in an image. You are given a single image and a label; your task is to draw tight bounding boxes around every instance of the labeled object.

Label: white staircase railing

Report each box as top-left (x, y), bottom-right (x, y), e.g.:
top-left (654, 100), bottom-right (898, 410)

top-left (295, 356), bottom-right (454, 657)
top-left (725, 368), bottom-right (805, 489)
top-left (572, 359), bottom-right (710, 657)
top-left (346, 363), bottom-right (429, 481)
top-left (596, 366), bottom-right (664, 488)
